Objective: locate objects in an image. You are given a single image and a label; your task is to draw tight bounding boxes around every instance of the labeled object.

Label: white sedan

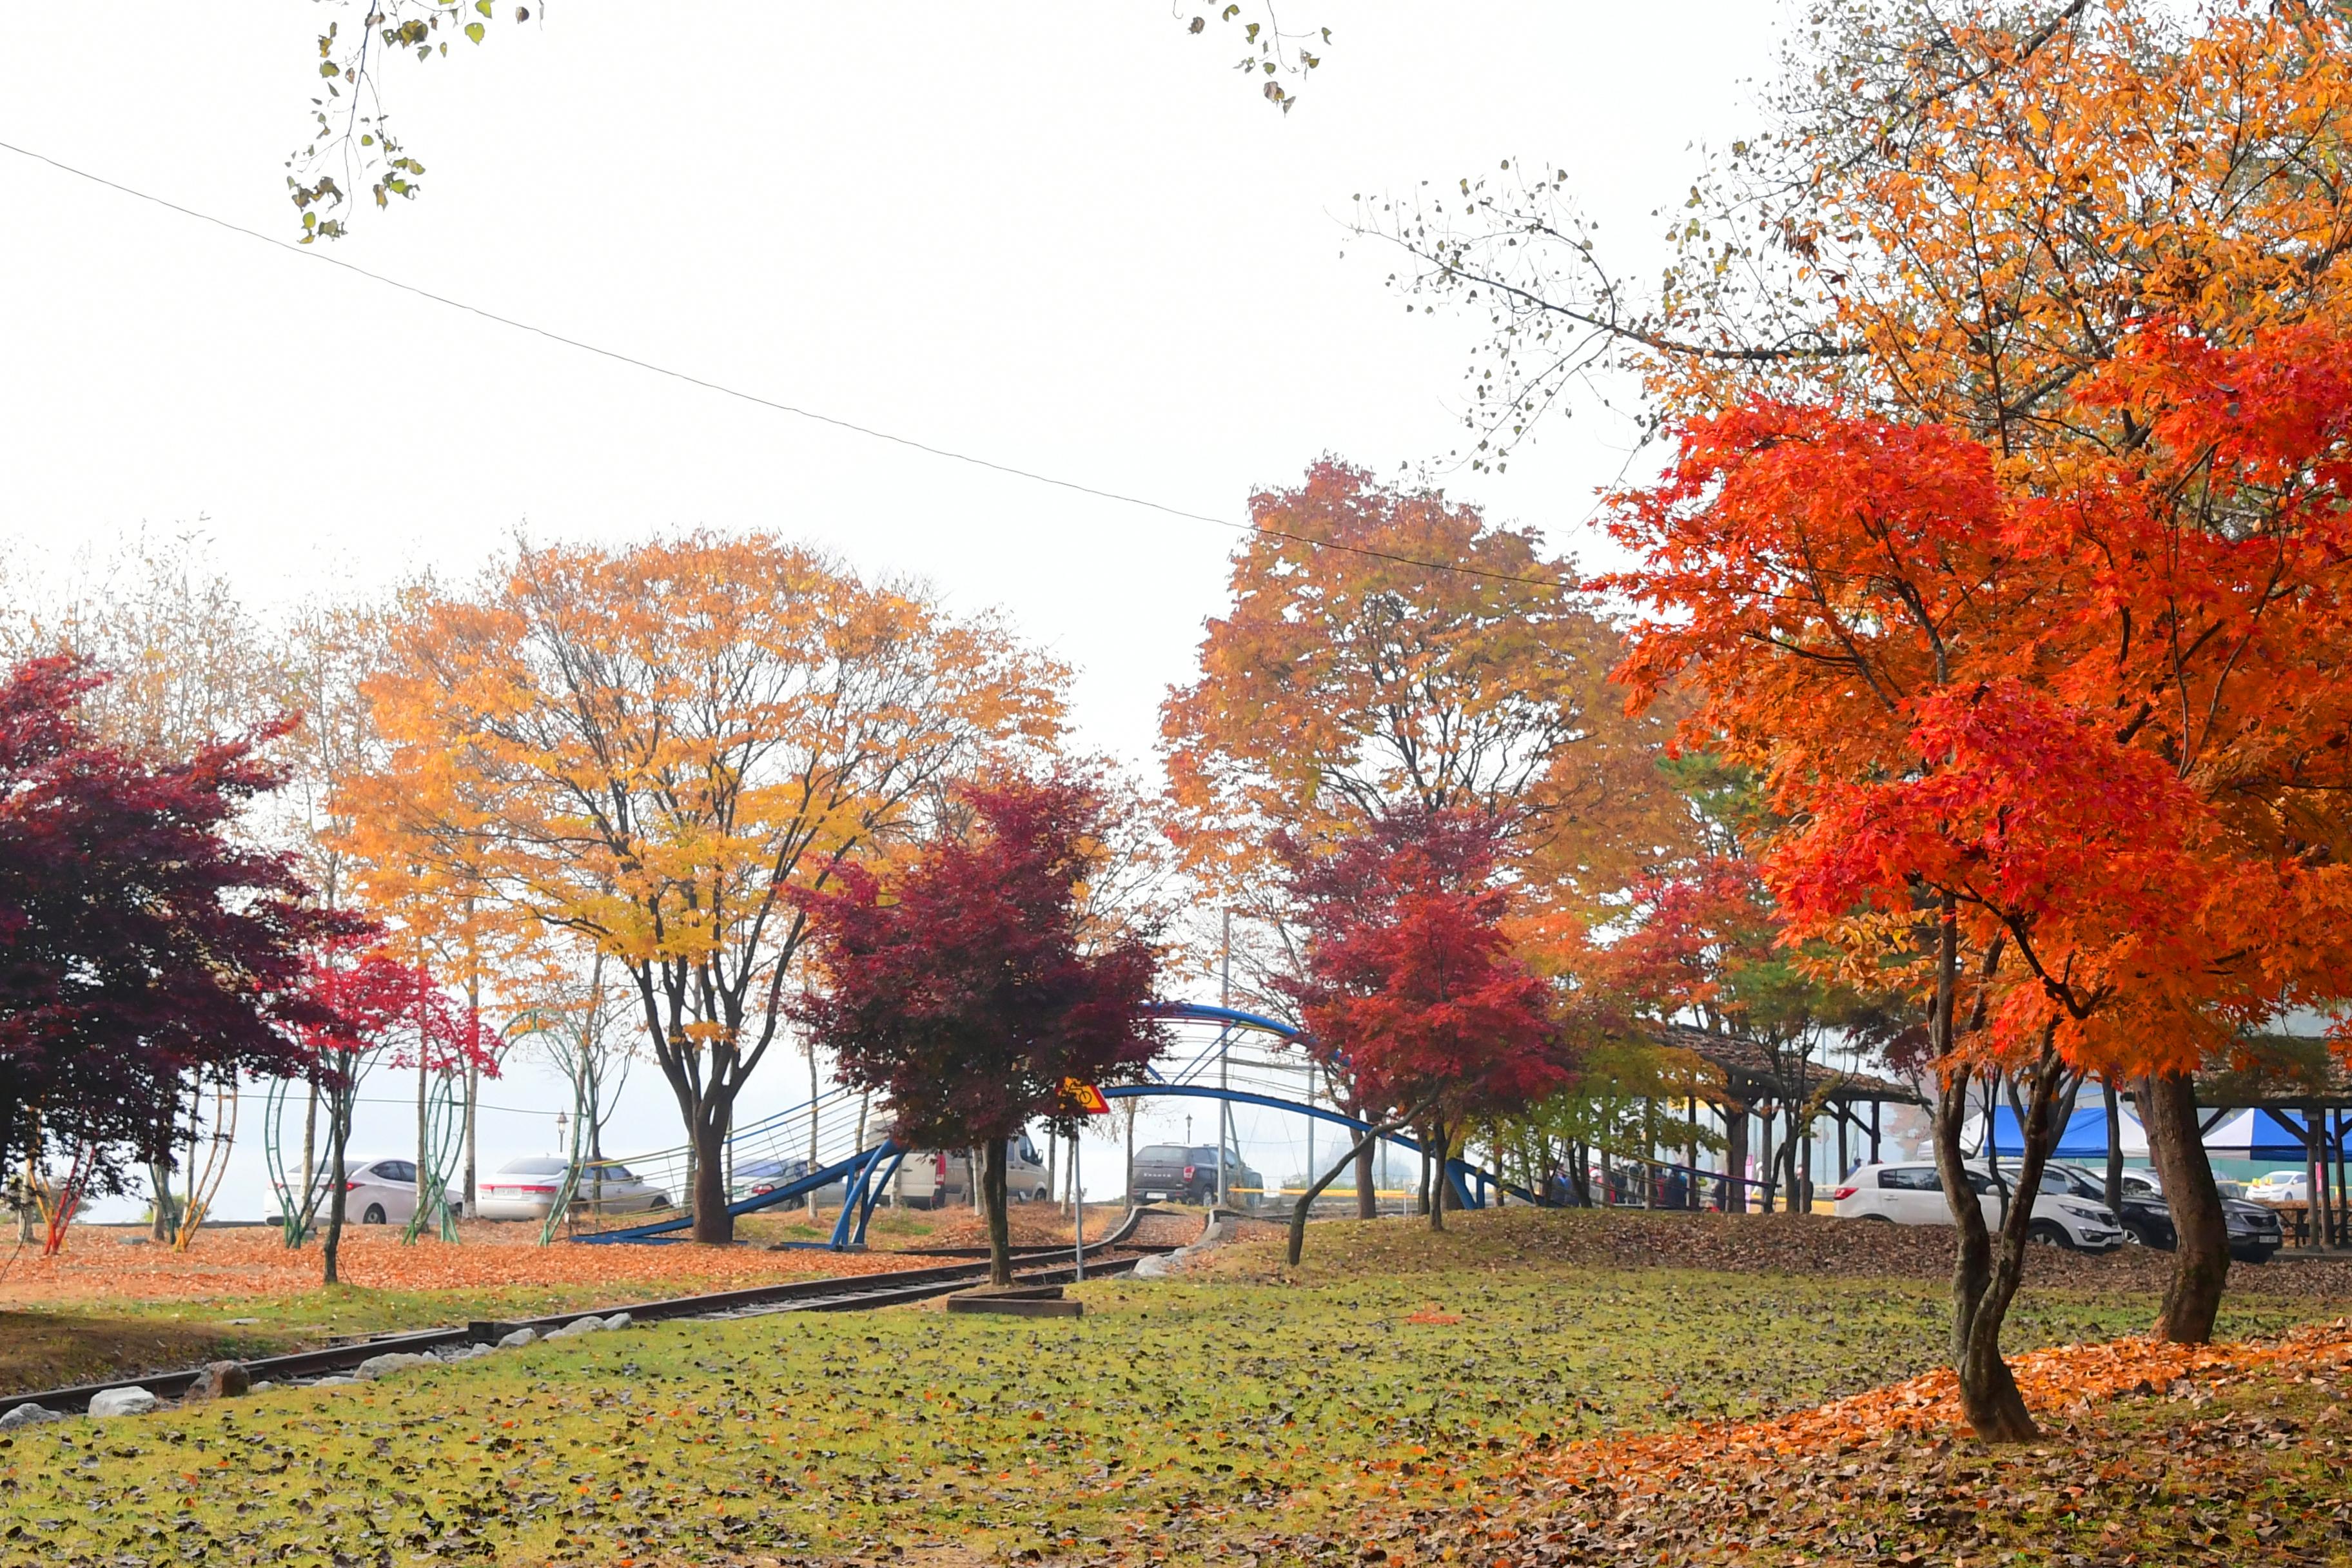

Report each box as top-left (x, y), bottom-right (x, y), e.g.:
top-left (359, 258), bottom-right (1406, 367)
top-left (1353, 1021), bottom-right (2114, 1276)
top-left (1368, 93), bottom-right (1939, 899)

top-left (341, 1157), bottom-right (420, 1226)
top-left (264, 1157), bottom-right (427, 1229)
top-left (475, 1156), bottom-right (671, 1221)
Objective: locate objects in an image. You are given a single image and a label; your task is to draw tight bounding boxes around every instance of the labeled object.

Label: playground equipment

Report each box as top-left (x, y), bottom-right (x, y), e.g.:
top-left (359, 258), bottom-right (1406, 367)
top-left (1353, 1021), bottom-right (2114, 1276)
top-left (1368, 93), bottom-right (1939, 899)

top-left (573, 1001), bottom-right (1563, 1246)
top-left (168, 1077), bottom-right (239, 1251)
top-left (260, 1077), bottom-right (330, 1246)
top-left (402, 1070), bottom-right (467, 1244)
top-left (21, 1135), bottom-right (95, 1256)
top-left (495, 1005), bottom-right (599, 1246)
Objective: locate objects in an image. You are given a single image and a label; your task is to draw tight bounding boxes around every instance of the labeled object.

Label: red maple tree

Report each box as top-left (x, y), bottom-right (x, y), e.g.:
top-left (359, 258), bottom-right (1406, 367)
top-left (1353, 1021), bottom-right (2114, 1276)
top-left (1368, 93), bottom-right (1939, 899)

top-left (795, 776), bottom-right (1165, 1284)
top-left (1279, 808), bottom-right (1564, 1233)
top-left (0, 656), bottom-right (362, 1197)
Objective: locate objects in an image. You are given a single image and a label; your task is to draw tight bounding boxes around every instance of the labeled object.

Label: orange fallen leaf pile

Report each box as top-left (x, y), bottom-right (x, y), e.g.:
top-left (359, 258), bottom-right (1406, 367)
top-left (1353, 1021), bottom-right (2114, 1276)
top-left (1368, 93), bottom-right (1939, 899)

top-left (0, 1222), bottom-right (957, 1308)
top-left (1404, 1308), bottom-right (1462, 1325)
top-left (1548, 1320), bottom-right (2352, 1493)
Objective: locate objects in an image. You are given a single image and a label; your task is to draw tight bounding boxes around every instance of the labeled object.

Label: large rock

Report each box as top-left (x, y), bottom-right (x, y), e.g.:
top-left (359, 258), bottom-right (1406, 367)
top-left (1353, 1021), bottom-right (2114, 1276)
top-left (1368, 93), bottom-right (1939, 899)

top-left (495, 1328), bottom-right (536, 1349)
top-left (0, 1403), bottom-right (59, 1429)
top-left (546, 1316), bottom-right (605, 1340)
top-left (182, 1362), bottom-right (250, 1402)
top-left (602, 1313), bottom-right (633, 1331)
top-left (88, 1387), bottom-right (158, 1418)
top-left (355, 1352), bottom-right (435, 1380)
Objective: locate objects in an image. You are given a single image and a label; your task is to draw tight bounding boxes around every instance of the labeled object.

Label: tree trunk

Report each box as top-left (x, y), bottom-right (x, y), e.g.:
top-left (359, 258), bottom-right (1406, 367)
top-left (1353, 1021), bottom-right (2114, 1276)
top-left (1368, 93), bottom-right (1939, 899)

top-left (983, 1135), bottom-right (1013, 1286)
top-left (2102, 1078), bottom-right (2124, 1219)
top-left (1426, 1118), bottom-right (1447, 1233)
top-left (1935, 1043), bottom-right (2066, 1443)
top-left (464, 1058), bottom-right (480, 1222)
top-left (690, 1112), bottom-right (732, 1245)
top-left (1355, 1138), bottom-right (1376, 1218)
top-left (146, 1155), bottom-right (177, 1243)
top-left (2142, 1069), bottom-right (2228, 1342)
top-left (300, 1079), bottom-right (318, 1241)
top-left (322, 1077), bottom-right (352, 1287)
top-left (1289, 1100), bottom-right (1433, 1266)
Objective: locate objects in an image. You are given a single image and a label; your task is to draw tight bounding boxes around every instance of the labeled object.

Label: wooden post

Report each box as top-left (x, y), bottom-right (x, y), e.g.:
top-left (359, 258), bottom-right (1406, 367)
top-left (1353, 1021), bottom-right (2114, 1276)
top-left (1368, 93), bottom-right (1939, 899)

top-left (1870, 1099), bottom-right (1883, 1163)
top-left (2337, 1110), bottom-right (2349, 1250)
top-left (1643, 1098), bottom-right (1658, 1206)
top-left (1723, 1108), bottom-right (1750, 1213)
top-left (1685, 1099), bottom-right (1699, 1210)
top-left (2311, 1104), bottom-right (2331, 1251)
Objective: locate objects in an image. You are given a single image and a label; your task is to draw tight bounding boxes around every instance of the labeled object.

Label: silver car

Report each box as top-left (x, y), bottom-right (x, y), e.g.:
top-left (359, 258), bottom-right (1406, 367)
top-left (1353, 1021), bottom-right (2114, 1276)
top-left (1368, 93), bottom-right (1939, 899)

top-left (341, 1157), bottom-right (421, 1226)
top-left (475, 1156), bottom-right (670, 1220)
top-left (264, 1157), bottom-right (427, 1230)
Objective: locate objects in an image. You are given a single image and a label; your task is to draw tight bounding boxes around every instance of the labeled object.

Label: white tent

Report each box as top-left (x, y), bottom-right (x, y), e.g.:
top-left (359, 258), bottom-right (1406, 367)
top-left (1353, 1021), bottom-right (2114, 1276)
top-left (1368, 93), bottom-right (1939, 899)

top-left (2199, 1108), bottom-right (2338, 1162)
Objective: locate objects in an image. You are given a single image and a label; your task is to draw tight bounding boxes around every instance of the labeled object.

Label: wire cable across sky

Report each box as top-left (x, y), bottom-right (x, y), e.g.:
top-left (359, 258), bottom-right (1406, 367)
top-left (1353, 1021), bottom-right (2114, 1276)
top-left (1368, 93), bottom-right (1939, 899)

top-left (0, 136), bottom-right (1573, 592)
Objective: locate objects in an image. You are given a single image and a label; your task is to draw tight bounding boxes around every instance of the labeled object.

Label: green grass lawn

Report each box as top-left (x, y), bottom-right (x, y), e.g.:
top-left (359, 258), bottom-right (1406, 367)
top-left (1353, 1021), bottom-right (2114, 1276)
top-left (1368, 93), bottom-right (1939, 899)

top-left (1, 1210), bottom-right (2341, 1567)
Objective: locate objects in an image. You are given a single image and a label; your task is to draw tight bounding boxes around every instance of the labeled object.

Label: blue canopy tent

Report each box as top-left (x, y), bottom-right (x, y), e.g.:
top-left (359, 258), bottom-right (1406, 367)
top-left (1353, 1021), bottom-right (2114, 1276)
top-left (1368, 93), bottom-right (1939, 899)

top-left (1968, 1104), bottom-right (2148, 1161)
top-left (1971, 1104), bottom-right (2344, 1161)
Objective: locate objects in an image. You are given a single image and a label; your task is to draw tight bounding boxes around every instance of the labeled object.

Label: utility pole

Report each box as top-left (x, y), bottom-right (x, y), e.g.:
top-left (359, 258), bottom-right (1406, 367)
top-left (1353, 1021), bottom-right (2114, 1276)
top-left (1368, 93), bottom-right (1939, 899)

top-left (1218, 909), bottom-right (1232, 1208)
top-left (463, 897), bottom-right (480, 1220)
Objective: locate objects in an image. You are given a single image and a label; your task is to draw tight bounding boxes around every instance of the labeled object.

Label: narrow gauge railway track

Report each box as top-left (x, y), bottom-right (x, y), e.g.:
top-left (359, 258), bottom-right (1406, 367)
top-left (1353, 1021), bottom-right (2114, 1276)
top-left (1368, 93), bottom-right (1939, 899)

top-left (8, 1210), bottom-right (1184, 1415)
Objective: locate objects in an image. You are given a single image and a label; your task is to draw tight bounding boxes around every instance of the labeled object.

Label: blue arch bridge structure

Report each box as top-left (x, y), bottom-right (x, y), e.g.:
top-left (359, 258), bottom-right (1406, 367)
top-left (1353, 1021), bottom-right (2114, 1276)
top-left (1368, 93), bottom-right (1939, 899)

top-left (573, 1002), bottom-right (1554, 1247)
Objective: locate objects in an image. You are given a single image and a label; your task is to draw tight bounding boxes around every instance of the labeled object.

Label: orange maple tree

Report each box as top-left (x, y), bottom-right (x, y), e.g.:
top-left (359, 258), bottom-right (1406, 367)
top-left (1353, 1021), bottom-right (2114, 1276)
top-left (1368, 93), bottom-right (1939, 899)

top-left (1162, 461), bottom-right (1671, 916)
top-left (1162, 461), bottom-right (1678, 1213)
top-left (1380, 0), bottom-right (2352, 1344)
top-left (1611, 323), bottom-right (2352, 1434)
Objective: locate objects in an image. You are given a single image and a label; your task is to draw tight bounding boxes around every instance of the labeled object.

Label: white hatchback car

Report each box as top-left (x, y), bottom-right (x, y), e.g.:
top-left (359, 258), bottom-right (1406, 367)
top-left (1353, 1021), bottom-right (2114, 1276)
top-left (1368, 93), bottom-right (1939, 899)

top-left (2245, 1170), bottom-right (2311, 1204)
top-left (1833, 1161), bottom-right (2127, 1251)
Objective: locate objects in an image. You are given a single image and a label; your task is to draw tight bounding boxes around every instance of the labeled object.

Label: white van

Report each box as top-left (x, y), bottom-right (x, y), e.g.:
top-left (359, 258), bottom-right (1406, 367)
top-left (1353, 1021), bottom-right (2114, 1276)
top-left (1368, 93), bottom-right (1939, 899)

top-left (887, 1133), bottom-right (1053, 1210)
top-left (1832, 1161), bottom-right (2126, 1251)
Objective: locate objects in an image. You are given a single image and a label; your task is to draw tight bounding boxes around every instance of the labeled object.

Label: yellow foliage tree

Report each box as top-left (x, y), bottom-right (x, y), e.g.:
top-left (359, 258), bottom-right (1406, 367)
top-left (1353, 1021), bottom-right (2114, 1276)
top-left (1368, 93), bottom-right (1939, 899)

top-left (351, 534), bottom-right (1068, 1243)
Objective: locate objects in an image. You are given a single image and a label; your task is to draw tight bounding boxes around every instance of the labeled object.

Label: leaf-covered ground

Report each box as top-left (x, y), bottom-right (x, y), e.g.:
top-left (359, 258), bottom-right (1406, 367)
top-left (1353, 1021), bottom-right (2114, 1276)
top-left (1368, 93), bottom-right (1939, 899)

top-left (1298, 1324), bottom-right (2352, 1567)
top-left (1, 1208), bottom-right (2345, 1565)
top-left (0, 1211), bottom-right (1143, 1397)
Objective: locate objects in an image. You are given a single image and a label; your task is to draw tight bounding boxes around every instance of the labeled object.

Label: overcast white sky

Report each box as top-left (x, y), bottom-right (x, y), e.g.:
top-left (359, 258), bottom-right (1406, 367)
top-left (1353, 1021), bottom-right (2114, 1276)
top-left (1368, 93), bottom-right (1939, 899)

top-left (0, 3), bottom-right (1789, 1220)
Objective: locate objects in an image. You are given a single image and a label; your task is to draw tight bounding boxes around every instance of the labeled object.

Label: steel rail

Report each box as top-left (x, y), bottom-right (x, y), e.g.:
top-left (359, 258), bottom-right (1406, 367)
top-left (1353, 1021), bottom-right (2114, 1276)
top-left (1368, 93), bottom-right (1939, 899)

top-left (2, 1208), bottom-right (1180, 1415)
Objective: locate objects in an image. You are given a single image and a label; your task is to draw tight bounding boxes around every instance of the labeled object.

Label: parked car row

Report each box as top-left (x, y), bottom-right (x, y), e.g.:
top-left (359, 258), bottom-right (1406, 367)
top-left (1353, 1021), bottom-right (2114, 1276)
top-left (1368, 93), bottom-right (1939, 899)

top-left (1833, 1159), bottom-right (2281, 1262)
top-left (278, 1128), bottom-right (1236, 1228)
top-left (2100, 1164), bottom-right (2285, 1259)
top-left (267, 1155), bottom-right (671, 1228)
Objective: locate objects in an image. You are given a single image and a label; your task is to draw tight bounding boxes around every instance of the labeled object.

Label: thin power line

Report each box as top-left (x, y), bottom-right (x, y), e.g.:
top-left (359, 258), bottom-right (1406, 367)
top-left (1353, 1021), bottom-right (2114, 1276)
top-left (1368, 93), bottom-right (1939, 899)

top-left (0, 137), bottom-right (1571, 593)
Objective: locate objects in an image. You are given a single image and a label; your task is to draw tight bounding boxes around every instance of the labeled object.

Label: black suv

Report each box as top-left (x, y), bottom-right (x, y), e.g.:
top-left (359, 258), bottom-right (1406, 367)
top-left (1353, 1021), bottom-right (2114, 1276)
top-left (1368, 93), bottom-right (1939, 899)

top-left (1130, 1142), bottom-right (1264, 1207)
top-left (2046, 1163), bottom-right (2280, 1263)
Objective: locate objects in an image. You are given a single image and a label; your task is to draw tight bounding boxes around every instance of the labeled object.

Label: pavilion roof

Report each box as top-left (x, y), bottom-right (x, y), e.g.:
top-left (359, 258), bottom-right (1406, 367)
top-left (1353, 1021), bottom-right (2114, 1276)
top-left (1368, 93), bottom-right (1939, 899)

top-left (1651, 1024), bottom-right (1923, 1108)
top-left (2193, 1034), bottom-right (2352, 1110)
